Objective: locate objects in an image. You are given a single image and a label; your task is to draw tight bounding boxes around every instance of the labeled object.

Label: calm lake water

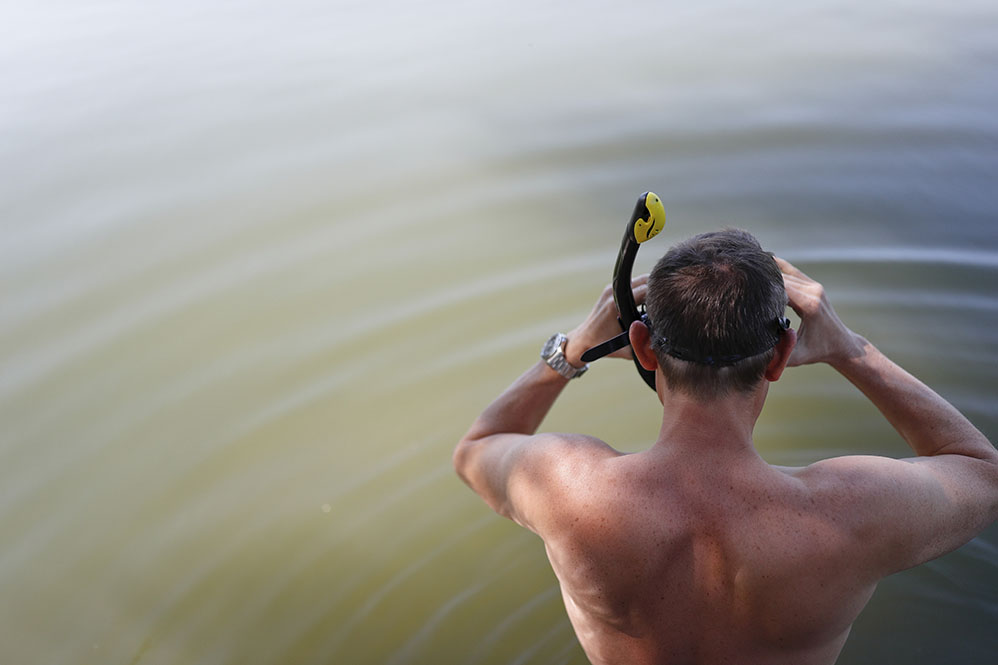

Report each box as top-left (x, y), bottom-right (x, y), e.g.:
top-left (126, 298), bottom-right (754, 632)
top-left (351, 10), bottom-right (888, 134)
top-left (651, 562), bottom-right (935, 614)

top-left (2, 1), bottom-right (997, 664)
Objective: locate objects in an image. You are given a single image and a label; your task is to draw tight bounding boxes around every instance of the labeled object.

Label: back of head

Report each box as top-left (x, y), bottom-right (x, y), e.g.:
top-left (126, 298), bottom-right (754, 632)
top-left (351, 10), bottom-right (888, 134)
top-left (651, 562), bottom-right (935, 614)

top-left (645, 229), bottom-right (788, 401)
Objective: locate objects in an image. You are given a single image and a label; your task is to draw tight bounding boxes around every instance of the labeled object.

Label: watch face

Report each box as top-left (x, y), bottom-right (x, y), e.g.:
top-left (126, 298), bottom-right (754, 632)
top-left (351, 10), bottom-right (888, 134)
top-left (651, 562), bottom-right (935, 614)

top-left (542, 333), bottom-right (564, 358)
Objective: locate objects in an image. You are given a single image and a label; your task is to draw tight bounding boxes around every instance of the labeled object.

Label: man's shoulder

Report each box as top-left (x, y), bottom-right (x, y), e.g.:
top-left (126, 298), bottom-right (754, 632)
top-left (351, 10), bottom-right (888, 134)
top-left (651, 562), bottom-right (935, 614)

top-left (770, 454), bottom-right (918, 520)
top-left (770, 451), bottom-right (998, 576)
top-left (770, 454), bottom-right (942, 556)
top-left (504, 433), bottom-right (620, 534)
top-left (530, 432), bottom-right (621, 458)
top-left (777, 454), bottom-right (915, 494)
top-left (511, 433), bottom-right (620, 486)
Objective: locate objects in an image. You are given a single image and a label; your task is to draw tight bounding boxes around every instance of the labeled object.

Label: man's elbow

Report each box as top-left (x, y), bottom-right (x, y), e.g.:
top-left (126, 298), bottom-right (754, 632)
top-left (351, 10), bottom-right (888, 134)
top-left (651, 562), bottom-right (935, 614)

top-left (452, 436), bottom-right (476, 485)
top-left (983, 448), bottom-right (998, 520)
top-left (452, 437), bottom-right (509, 514)
top-left (961, 443), bottom-right (998, 525)
top-left (452, 440), bottom-right (467, 480)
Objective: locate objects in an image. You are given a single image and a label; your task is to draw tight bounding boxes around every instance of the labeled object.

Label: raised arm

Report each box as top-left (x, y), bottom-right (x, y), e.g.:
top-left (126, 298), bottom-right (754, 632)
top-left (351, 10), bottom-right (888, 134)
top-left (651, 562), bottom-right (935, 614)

top-left (777, 257), bottom-right (998, 574)
top-left (453, 278), bottom-right (646, 527)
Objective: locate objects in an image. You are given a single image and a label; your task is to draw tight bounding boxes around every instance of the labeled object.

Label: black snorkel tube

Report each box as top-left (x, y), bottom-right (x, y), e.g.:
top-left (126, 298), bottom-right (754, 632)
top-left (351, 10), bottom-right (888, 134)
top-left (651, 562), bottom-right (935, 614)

top-left (581, 192), bottom-right (666, 390)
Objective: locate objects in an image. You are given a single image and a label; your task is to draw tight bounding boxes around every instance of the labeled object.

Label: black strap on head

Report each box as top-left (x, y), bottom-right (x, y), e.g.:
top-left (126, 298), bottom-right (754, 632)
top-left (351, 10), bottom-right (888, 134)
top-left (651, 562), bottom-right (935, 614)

top-left (648, 316), bottom-right (791, 367)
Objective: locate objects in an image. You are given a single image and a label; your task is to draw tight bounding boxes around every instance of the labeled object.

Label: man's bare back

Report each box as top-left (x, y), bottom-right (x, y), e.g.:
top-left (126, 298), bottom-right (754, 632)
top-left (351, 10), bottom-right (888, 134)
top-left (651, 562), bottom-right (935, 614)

top-left (455, 240), bottom-right (998, 664)
top-left (531, 438), bottom-right (876, 665)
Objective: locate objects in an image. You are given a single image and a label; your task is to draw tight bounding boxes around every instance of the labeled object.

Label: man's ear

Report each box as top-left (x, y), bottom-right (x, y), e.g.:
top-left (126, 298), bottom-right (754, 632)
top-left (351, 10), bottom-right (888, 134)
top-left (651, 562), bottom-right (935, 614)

top-left (764, 327), bottom-right (797, 381)
top-left (629, 320), bottom-right (659, 371)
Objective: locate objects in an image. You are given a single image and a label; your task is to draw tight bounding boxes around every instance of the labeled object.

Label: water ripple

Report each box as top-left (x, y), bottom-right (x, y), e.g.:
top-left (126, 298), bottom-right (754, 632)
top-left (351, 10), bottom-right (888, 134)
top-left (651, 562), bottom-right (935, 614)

top-left (788, 246), bottom-right (998, 270)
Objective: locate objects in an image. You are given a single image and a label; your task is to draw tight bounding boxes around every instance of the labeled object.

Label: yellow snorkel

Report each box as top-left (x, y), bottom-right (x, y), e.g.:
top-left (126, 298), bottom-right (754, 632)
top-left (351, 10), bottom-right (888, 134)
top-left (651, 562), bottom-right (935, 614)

top-left (581, 192), bottom-right (665, 390)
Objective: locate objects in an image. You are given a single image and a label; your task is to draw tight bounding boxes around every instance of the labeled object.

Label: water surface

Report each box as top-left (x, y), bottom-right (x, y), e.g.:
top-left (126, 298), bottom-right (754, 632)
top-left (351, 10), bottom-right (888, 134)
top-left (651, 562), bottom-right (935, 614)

top-left (2, 1), bottom-right (997, 663)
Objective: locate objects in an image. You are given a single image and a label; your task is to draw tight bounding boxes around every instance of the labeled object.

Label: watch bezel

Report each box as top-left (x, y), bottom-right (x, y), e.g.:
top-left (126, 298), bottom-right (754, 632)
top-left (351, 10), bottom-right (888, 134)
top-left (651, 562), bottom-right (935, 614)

top-left (541, 333), bottom-right (568, 360)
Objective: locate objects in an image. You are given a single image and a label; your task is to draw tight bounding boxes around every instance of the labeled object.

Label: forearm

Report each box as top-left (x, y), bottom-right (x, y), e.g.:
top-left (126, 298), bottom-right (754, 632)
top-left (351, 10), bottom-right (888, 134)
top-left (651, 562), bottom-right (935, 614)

top-left (832, 334), bottom-right (996, 460)
top-left (461, 361), bottom-right (569, 442)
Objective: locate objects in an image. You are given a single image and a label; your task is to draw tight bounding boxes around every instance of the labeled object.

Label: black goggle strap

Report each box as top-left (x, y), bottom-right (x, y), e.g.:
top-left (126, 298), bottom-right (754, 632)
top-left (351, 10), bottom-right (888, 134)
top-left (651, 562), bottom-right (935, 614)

top-left (584, 315), bottom-right (790, 367)
top-left (651, 316), bottom-right (791, 367)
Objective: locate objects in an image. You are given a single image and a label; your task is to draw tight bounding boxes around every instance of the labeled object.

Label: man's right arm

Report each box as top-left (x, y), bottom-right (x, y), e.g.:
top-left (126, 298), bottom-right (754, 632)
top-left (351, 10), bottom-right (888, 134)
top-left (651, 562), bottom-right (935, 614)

top-left (777, 257), bottom-right (998, 576)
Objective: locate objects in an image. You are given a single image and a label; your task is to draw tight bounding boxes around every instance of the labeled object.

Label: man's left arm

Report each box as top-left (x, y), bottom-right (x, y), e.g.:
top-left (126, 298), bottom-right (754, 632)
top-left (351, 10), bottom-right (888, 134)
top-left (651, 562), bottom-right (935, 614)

top-left (452, 278), bottom-right (647, 528)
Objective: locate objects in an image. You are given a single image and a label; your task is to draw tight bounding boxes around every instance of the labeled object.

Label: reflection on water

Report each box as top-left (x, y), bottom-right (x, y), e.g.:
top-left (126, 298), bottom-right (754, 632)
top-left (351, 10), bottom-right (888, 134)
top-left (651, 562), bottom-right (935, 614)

top-left (2, 1), bottom-right (997, 663)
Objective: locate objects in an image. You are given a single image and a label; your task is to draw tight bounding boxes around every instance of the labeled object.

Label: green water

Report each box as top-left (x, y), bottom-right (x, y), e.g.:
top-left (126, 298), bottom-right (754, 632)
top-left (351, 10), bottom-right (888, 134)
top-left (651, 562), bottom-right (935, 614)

top-left (2, 1), bottom-right (997, 663)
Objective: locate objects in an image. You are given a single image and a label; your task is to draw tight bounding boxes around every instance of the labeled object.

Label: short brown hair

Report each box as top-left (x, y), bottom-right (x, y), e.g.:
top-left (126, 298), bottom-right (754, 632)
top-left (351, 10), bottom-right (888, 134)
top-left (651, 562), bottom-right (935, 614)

top-left (645, 229), bottom-right (788, 400)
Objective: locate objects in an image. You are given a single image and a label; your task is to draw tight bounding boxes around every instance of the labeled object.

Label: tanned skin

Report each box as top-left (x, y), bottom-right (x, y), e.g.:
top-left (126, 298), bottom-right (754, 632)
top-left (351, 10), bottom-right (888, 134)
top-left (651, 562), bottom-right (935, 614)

top-left (453, 259), bottom-right (998, 665)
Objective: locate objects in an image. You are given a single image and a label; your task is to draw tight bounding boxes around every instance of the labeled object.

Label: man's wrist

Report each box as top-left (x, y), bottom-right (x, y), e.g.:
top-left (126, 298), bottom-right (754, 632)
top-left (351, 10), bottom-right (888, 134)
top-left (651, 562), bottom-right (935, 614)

top-left (542, 333), bottom-right (589, 379)
top-left (563, 336), bottom-right (589, 368)
top-left (828, 332), bottom-right (870, 372)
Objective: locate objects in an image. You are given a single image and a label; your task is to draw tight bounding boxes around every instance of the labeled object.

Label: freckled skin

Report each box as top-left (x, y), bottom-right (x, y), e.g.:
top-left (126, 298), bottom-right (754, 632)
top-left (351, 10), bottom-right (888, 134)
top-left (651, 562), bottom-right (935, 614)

top-left (535, 439), bottom-right (873, 665)
top-left (454, 261), bottom-right (998, 665)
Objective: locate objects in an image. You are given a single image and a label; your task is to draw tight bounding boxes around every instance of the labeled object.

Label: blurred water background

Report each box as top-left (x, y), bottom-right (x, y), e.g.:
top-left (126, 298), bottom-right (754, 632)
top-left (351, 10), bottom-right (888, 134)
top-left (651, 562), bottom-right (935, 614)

top-left (2, 1), bottom-right (997, 663)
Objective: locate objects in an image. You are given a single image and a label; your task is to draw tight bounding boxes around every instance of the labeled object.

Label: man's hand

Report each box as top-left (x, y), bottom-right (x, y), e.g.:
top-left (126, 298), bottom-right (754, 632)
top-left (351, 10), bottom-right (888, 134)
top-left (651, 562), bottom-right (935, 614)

top-left (564, 275), bottom-right (649, 366)
top-left (774, 257), bottom-right (864, 368)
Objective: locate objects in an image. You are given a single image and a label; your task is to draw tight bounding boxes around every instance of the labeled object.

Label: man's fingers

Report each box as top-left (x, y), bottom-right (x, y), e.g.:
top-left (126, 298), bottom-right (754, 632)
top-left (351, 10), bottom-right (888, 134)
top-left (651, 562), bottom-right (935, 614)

top-left (630, 275), bottom-right (650, 305)
top-left (593, 274), bottom-right (649, 314)
top-left (633, 283), bottom-right (649, 304)
top-left (773, 256), bottom-right (810, 281)
top-left (782, 277), bottom-right (815, 316)
top-left (775, 258), bottom-right (824, 318)
top-left (784, 295), bottom-right (807, 319)
top-left (773, 255), bottom-right (798, 275)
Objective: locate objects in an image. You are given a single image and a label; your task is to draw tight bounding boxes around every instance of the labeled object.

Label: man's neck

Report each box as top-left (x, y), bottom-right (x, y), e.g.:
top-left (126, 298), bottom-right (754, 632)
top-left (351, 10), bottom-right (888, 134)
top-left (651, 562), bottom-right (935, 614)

top-left (651, 380), bottom-right (769, 459)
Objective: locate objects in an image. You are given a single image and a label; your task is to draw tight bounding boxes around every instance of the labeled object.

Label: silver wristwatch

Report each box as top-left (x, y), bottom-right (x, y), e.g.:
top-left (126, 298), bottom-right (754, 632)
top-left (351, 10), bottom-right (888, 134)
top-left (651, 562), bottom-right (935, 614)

top-left (541, 333), bottom-right (589, 379)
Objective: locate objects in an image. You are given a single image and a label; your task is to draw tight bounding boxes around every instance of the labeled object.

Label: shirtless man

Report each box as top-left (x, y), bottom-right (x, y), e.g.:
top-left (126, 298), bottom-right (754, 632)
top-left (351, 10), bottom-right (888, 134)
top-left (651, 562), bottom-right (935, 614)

top-left (453, 230), bottom-right (998, 665)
